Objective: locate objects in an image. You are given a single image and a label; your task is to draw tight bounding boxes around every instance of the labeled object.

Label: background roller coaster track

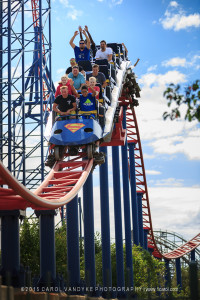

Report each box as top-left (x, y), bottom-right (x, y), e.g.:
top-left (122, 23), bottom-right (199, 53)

top-left (0, 72), bottom-right (199, 260)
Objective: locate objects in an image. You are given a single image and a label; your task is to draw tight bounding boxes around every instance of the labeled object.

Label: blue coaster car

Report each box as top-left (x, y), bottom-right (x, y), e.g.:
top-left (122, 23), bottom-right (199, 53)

top-left (49, 115), bottom-right (103, 159)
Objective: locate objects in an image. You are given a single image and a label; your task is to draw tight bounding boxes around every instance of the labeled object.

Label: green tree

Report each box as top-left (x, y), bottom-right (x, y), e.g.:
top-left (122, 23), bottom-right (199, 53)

top-left (163, 79), bottom-right (200, 122)
top-left (132, 245), bottom-right (165, 298)
top-left (20, 217), bottom-right (68, 278)
top-left (55, 224), bottom-right (67, 278)
top-left (20, 217), bottom-right (40, 275)
top-left (20, 220), bottom-right (191, 298)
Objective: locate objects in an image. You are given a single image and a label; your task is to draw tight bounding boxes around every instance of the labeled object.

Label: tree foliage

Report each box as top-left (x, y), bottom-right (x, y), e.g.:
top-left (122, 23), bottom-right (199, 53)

top-left (20, 218), bottom-right (191, 298)
top-left (163, 79), bottom-right (200, 122)
top-left (20, 217), bottom-right (40, 275)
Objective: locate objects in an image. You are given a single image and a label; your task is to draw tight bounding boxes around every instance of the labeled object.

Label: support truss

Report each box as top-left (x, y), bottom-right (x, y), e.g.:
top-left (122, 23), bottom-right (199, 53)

top-left (0, 0), bottom-right (55, 189)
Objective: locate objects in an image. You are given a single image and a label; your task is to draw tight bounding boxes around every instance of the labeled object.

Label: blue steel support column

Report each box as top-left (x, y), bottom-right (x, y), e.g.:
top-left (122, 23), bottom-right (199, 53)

top-left (21, 0), bottom-right (26, 185)
top-left (112, 146), bottom-right (125, 297)
top-left (78, 197), bottom-right (83, 257)
top-left (164, 259), bottom-right (171, 290)
top-left (121, 107), bottom-right (133, 289)
top-left (35, 210), bottom-right (57, 290)
top-left (99, 146), bottom-right (112, 292)
top-left (176, 258), bottom-right (182, 291)
top-left (128, 142), bottom-right (139, 245)
top-left (39, 0), bottom-right (44, 180)
top-left (0, 210), bottom-right (21, 287)
top-left (143, 228), bottom-right (149, 251)
top-left (83, 172), bottom-right (96, 293)
top-left (0, 0), bottom-right (3, 162)
top-left (8, 0), bottom-right (12, 171)
top-left (191, 249), bottom-right (195, 261)
top-left (137, 192), bottom-right (144, 248)
top-left (67, 195), bottom-right (80, 290)
top-left (189, 259), bottom-right (199, 300)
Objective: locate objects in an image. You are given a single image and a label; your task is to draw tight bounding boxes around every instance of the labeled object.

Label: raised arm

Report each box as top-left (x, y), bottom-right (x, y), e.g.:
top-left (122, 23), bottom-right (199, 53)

top-left (122, 43), bottom-right (128, 55)
top-left (82, 30), bottom-right (90, 49)
top-left (78, 26), bottom-right (83, 40)
top-left (69, 31), bottom-right (79, 49)
top-left (87, 84), bottom-right (96, 97)
top-left (84, 25), bottom-right (95, 46)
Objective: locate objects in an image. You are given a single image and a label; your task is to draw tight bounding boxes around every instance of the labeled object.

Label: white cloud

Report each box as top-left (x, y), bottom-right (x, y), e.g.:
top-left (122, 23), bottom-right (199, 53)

top-left (154, 177), bottom-right (184, 187)
top-left (146, 170), bottom-right (162, 175)
top-left (135, 69), bottom-right (200, 161)
top-left (169, 1), bottom-right (178, 8)
top-left (67, 8), bottom-right (83, 20)
top-left (159, 3), bottom-right (200, 31)
top-left (59, 0), bottom-right (69, 6)
top-left (147, 65), bottom-right (158, 72)
top-left (150, 135), bottom-right (200, 160)
top-left (162, 54), bottom-right (200, 68)
top-left (162, 57), bottom-right (186, 67)
top-left (112, 0), bottom-right (123, 4)
top-left (139, 70), bottom-right (187, 87)
top-left (57, 68), bottom-right (66, 75)
top-left (143, 153), bottom-right (156, 159)
top-left (59, 0), bottom-right (83, 20)
top-left (149, 187), bottom-right (200, 239)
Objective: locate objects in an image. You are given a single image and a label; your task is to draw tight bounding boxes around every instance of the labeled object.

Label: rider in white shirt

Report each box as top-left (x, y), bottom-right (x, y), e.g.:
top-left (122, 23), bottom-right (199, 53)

top-left (95, 40), bottom-right (113, 62)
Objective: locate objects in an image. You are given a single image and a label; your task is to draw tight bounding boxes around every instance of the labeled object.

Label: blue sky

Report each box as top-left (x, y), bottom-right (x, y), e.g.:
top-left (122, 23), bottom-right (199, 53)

top-left (49, 0), bottom-right (200, 240)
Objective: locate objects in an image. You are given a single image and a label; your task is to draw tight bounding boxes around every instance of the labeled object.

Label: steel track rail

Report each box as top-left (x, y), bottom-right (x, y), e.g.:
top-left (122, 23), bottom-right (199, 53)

top-left (125, 99), bottom-right (200, 259)
top-left (0, 154), bottom-right (93, 210)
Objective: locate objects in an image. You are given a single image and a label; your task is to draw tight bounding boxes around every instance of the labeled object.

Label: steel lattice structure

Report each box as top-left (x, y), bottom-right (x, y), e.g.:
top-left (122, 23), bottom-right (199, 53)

top-left (0, 0), bottom-right (54, 189)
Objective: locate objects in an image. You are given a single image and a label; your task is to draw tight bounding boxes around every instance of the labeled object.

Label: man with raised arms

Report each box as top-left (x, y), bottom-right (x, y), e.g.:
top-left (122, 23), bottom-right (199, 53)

top-left (69, 30), bottom-right (90, 62)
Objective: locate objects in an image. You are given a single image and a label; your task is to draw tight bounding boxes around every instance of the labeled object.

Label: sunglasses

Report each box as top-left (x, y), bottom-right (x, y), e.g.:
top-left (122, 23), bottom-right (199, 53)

top-left (79, 42), bottom-right (85, 44)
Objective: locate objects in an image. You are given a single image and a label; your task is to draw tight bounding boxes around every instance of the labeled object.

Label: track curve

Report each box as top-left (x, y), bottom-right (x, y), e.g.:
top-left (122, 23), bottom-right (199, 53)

top-left (0, 154), bottom-right (93, 209)
top-left (123, 98), bottom-right (200, 259)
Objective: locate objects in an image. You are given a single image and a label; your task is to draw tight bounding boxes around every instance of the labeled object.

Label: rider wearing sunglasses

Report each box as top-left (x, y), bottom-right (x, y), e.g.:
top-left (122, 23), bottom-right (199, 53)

top-left (69, 29), bottom-right (91, 62)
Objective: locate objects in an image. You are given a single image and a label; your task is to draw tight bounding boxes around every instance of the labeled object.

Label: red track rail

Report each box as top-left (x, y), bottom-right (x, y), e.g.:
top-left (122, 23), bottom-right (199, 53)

top-left (123, 98), bottom-right (200, 259)
top-left (164, 233), bottom-right (200, 259)
top-left (0, 154), bottom-right (93, 210)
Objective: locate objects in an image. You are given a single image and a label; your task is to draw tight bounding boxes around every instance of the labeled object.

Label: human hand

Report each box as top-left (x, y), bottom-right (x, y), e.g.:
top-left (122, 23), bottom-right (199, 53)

top-left (74, 31), bottom-right (79, 36)
top-left (82, 29), bottom-right (86, 36)
top-left (69, 79), bottom-right (74, 86)
top-left (59, 111), bottom-right (66, 116)
top-left (66, 110), bottom-right (71, 115)
top-left (78, 26), bottom-right (82, 32)
top-left (84, 25), bottom-right (88, 32)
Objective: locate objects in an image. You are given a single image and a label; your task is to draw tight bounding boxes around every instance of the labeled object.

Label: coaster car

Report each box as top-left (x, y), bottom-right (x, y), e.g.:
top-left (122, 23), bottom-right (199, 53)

top-left (49, 114), bottom-right (103, 160)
